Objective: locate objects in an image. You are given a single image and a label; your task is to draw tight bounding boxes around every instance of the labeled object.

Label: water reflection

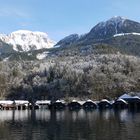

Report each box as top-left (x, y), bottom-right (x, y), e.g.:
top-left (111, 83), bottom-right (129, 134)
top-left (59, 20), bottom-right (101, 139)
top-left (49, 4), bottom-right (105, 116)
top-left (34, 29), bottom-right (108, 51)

top-left (0, 109), bottom-right (140, 140)
top-left (0, 109), bottom-right (136, 122)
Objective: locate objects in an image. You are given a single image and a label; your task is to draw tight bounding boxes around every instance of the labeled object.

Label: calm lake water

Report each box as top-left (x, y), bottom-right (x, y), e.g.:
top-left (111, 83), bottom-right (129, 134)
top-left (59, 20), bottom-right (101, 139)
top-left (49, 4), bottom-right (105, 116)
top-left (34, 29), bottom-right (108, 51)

top-left (0, 109), bottom-right (140, 140)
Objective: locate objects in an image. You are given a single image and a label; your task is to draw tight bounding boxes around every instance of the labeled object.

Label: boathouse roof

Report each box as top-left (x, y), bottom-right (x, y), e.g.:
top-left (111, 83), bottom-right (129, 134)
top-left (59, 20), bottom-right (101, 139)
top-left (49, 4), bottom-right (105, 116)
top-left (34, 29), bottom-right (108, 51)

top-left (0, 100), bottom-right (13, 105)
top-left (118, 94), bottom-right (132, 99)
top-left (15, 100), bottom-right (29, 105)
top-left (36, 100), bottom-right (51, 105)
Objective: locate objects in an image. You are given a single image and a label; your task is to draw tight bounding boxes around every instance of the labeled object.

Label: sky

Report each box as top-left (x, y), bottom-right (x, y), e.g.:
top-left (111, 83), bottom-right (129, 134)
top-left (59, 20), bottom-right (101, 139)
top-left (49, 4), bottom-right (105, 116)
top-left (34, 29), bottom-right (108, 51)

top-left (0, 0), bottom-right (140, 41)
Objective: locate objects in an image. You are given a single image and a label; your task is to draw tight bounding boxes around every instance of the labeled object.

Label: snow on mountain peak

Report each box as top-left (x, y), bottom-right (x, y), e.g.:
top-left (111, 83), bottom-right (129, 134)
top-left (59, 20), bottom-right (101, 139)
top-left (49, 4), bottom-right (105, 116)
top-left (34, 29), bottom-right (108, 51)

top-left (0, 30), bottom-right (56, 52)
top-left (97, 16), bottom-right (127, 28)
top-left (109, 16), bottom-right (127, 22)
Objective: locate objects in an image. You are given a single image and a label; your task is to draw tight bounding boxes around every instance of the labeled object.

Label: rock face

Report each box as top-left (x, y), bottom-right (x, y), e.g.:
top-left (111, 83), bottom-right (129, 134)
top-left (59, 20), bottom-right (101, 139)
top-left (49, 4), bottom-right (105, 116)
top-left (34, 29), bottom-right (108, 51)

top-left (0, 30), bottom-right (56, 52)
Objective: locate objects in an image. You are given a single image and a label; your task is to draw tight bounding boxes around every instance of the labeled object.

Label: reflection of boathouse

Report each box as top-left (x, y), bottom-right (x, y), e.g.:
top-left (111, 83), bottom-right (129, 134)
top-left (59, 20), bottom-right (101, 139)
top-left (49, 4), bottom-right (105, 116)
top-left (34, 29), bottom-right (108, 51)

top-left (83, 100), bottom-right (97, 109)
top-left (98, 99), bottom-right (112, 109)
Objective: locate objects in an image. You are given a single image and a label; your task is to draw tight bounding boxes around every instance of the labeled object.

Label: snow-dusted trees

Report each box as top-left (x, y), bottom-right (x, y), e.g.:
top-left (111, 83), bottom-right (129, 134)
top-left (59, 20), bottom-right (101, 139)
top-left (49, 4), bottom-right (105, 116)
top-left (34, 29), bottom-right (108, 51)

top-left (1, 48), bottom-right (140, 101)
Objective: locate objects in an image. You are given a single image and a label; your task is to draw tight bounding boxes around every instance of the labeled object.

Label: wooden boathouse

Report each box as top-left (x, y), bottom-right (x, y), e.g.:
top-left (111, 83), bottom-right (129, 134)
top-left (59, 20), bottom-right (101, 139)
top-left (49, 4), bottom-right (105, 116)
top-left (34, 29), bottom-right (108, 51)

top-left (98, 99), bottom-right (112, 109)
top-left (68, 100), bottom-right (83, 110)
top-left (113, 98), bottom-right (128, 109)
top-left (83, 99), bottom-right (97, 109)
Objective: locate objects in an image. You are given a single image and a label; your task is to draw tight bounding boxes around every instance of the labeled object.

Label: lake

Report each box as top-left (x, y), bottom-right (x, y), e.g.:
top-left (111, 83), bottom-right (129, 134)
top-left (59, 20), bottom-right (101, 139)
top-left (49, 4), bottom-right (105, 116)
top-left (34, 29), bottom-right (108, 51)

top-left (0, 109), bottom-right (140, 140)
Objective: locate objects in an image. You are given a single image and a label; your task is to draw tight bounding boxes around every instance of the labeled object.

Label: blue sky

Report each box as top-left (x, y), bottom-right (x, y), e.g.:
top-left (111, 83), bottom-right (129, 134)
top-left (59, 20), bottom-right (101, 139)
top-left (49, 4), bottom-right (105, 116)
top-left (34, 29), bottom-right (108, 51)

top-left (0, 0), bottom-right (140, 41)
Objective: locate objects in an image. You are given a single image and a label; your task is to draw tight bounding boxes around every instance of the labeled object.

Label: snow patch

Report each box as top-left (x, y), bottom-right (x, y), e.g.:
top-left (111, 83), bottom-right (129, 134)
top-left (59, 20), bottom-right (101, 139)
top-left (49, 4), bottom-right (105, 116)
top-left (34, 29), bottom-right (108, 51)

top-left (36, 51), bottom-right (49, 60)
top-left (114, 32), bottom-right (140, 37)
top-left (3, 57), bottom-right (10, 62)
top-left (54, 45), bottom-right (61, 48)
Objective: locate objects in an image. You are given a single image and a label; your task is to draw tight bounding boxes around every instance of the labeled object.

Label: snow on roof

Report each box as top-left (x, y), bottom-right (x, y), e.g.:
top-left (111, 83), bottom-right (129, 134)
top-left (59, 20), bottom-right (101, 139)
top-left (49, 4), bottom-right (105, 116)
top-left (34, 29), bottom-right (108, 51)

top-left (0, 100), bottom-right (13, 105)
top-left (36, 100), bottom-right (51, 104)
top-left (118, 94), bottom-right (132, 99)
top-left (71, 100), bottom-right (85, 105)
top-left (117, 98), bottom-right (128, 104)
top-left (14, 100), bottom-right (29, 105)
top-left (87, 99), bottom-right (94, 102)
top-left (78, 101), bottom-right (86, 105)
top-left (132, 96), bottom-right (140, 100)
top-left (72, 99), bottom-right (77, 102)
top-left (101, 99), bottom-right (110, 103)
top-left (56, 100), bottom-right (61, 103)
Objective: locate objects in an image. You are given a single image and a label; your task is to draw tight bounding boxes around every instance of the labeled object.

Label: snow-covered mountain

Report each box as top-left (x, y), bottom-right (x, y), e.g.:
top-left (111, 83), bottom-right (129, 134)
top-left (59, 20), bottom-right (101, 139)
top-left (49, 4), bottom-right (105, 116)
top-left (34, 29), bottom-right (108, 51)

top-left (0, 30), bottom-right (56, 52)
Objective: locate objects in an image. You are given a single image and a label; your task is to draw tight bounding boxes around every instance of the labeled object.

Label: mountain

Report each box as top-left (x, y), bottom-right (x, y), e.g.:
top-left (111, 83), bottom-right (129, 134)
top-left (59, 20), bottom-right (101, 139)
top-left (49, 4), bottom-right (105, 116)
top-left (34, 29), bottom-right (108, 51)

top-left (80, 16), bottom-right (140, 44)
top-left (0, 30), bottom-right (56, 52)
top-left (55, 16), bottom-right (140, 56)
top-left (54, 34), bottom-right (80, 48)
top-left (57, 16), bottom-right (140, 45)
top-left (1, 16), bottom-right (140, 61)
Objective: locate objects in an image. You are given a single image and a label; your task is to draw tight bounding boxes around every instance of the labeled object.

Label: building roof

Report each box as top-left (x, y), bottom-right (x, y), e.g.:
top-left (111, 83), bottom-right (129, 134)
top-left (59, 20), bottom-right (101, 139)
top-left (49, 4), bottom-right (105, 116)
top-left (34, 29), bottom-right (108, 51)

top-left (0, 100), bottom-right (13, 105)
top-left (15, 100), bottom-right (29, 105)
top-left (117, 98), bottom-right (128, 104)
top-left (36, 100), bottom-right (51, 105)
top-left (118, 94), bottom-right (132, 99)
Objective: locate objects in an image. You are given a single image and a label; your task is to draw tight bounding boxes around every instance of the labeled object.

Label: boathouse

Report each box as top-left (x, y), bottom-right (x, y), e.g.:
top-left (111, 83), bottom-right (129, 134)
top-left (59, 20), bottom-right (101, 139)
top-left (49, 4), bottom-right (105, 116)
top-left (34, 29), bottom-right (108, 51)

top-left (50, 100), bottom-right (66, 109)
top-left (113, 99), bottom-right (128, 109)
top-left (36, 100), bottom-right (51, 109)
top-left (15, 100), bottom-right (29, 110)
top-left (68, 100), bottom-right (82, 110)
top-left (0, 100), bottom-right (15, 110)
top-left (119, 94), bottom-right (140, 110)
top-left (83, 99), bottom-right (97, 109)
top-left (98, 99), bottom-right (112, 109)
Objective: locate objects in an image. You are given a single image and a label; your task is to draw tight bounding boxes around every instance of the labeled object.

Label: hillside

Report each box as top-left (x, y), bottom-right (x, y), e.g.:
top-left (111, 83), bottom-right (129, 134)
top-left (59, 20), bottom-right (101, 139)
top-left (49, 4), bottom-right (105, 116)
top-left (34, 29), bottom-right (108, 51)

top-left (0, 44), bottom-right (139, 101)
top-left (0, 17), bottom-right (140, 101)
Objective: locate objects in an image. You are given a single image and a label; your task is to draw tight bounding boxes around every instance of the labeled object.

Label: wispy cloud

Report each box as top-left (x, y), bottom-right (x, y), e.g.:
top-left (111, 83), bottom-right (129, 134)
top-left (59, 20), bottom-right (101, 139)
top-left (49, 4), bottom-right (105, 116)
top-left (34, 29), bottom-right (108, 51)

top-left (0, 7), bottom-right (29, 18)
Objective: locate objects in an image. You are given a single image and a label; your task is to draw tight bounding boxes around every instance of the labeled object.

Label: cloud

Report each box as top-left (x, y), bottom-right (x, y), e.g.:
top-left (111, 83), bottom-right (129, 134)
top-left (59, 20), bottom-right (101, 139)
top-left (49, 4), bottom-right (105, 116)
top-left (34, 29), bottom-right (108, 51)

top-left (0, 8), bottom-right (29, 18)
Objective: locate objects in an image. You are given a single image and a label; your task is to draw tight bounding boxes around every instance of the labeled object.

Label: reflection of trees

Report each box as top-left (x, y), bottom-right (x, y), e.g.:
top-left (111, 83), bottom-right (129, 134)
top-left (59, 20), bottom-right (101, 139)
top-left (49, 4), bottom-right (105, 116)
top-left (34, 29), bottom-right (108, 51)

top-left (0, 110), bottom-right (140, 139)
